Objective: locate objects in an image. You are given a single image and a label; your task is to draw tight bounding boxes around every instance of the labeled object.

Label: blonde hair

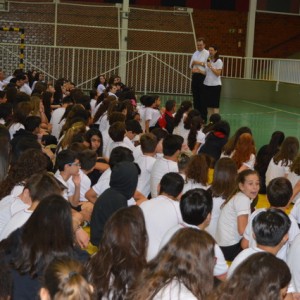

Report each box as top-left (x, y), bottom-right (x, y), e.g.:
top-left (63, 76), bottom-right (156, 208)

top-left (30, 95), bottom-right (41, 116)
top-left (60, 121), bottom-right (86, 150)
top-left (42, 257), bottom-right (93, 300)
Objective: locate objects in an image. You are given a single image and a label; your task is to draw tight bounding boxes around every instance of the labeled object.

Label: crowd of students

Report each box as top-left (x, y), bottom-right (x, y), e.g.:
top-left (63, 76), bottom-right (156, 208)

top-left (0, 68), bottom-right (300, 299)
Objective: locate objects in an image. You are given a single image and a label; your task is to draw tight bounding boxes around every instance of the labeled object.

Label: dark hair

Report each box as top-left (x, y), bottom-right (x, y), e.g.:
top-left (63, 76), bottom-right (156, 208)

top-left (0, 262), bottom-right (12, 299)
top-left (290, 154), bottom-right (300, 175)
top-left (162, 134), bottom-right (183, 157)
top-left (177, 152), bottom-right (191, 172)
top-left (84, 128), bottom-right (103, 156)
top-left (211, 157), bottom-right (237, 199)
top-left (7, 101), bottom-right (32, 128)
top-left (215, 252), bottom-right (291, 300)
top-left (55, 149), bottom-right (78, 172)
top-left (78, 149), bottom-right (97, 172)
top-left (140, 133), bottom-right (158, 153)
top-left (88, 206), bottom-right (147, 299)
top-left (0, 148), bottom-right (48, 199)
top-left (93, 97), bottom-right (113, 123)
top-left (273, 136), bottom-right (299, 166)
top-left (0, 102), bottom-right (12, 123)
top-left (108, 121), bottom-right (126, 142)
top-left (266, 177), bottom-right (293, 207)
top-left (24, 116), bottom-right (41, 132)
top-left (180, 188), bottom-right (213, 226)
top-left (202, 113), bottom-right (221, 134)
top-left (187, 115), bottom-right (204, 151)
top-left (42, 257), bottom-right (92, 300)
top-left (128, 228), bottom-right (215, 300)
top-left (210, 45), bottom-right (220, 61)
top-left (252, 209), bottom-right (291, 246)
top-left (0, 125), bottom-right (11, 182)
top-left (25, 172), bottom-right (63, 202)
top-left (159, 172), bottom-right (184, 198)
top-left (5, 195), bottom-right (75, 277)
top-left (223, 126), bottom-right (252, 156)
top-left (151, 127), bottom-right (169, 142)
top-left (174, 100), bottom-right (192, 127)
top-left (165, 99), bottom-right (176, 112)
top-left (42, 91), bottom-right (53, 121)
top-left (109, 146), bottom-right (134, 169)
top-left (183, 109), bottom-right (201, 130)
top-left (108, 111), bottom-right (126, 126)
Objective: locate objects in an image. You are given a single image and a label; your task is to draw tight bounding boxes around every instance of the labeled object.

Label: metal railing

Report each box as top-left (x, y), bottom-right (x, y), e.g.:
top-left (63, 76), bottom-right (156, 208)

top-left (0, 43), bottom-right (299, 94)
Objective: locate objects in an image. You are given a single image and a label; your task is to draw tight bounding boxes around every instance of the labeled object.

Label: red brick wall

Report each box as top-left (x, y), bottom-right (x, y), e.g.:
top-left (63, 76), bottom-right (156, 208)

top-left (1, 1), bottom-right (299, 58)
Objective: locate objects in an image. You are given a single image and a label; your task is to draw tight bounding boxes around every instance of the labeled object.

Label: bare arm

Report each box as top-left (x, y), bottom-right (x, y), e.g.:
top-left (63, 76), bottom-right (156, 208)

top-left (237, 214), bottom-right (248, 236)
top-left (85, 187), bottom-right (98, 204)
top-left (68, 173), bottom-right (81, 207)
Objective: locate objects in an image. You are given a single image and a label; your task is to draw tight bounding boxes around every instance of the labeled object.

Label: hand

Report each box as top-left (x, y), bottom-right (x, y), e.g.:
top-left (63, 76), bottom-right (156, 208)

top-left (72, 173), bottom-right (81, 186)
top-left (75, 227), bottom-right (90, 248)
top-left (207, 62), bottom-right (212, 68)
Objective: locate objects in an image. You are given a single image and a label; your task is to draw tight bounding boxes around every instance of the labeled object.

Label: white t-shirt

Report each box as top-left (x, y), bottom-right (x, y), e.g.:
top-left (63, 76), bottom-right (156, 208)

top-left (150, 157), bottom-right (179, 198)
top-left (136, 154), bottom-right (156, 197)
top-left (108, 141), bottom-right (132, 157)
top-left (189, 49), bottom-right (209, 72)
top-left (145, 107), bottom-right (161, 128)
top-left (137, 105), bottom-right (146, 132)
top-left (97, 113), bottom-right (109, 133)
top-left (290, 201), bottom-right (300, 224)
top-left (133, 144), bottom-right (143, 161)
top-left (123, 136), bottom-right (136, 152)
top-left (243, 207), bottom-right (299, 261)
top-left (206, 196), bottom-right (225, 239)
top-left (160, 223), bottom-right (228, 277)
top-left (173, 112), bottom-right (187, 138)
top-left (182, 179), bottom-right (209, 194)
top-left (92, 168), bottom-right (111, 197)
top-left (221, 151), bottom-right (256, 170)
top-left (54, 171), bottom-right (69, 200)
top-left (20, 83), bottom-right (32, 95)
top-left (204, 59), bottom-right (223, 86)
top-left (140, 195), bottom-right (183, 261)
top-left (50, 107), bottom-right (66, 139)
top-left (67, 169), bottom-right (91, 202)
top-left (153, 279), bottom-right (197, 300)
top-left (101, 128), bottom-right (111, 158)
top-left (215, 192), bottom-right (251, 246)
top-left (96, 83), bottom-right (106, 95)
top-left (228, 247), bottom-right (264, 278)
top-left (90, 99), bottom-right (97, 117)
top-left (288, 234), bottom-right (300, 292)
top-left (288, 171), bottom-right (300, 204)
top-left (9, 122), bottom-right (24, 139)
top-left (0, 209), bottom-right (32, 241)
top-left (0, 195), bottom-right (29, 237)
top-left (266, 158), bottom-right (291, 186)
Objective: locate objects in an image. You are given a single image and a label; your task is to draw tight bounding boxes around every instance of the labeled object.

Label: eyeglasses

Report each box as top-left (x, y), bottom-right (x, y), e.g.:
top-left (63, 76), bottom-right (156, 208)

top-left (68, 162), bottom-right (81, 167)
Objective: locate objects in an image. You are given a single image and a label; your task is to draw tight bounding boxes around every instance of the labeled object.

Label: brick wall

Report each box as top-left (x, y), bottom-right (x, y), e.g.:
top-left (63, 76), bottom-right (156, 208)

top-left (0, 1), bottom-right (299, 58)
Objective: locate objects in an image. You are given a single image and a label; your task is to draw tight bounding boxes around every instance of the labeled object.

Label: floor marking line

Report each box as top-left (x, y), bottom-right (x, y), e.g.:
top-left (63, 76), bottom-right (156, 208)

top-left (242, 101), bottom-right (300, 117)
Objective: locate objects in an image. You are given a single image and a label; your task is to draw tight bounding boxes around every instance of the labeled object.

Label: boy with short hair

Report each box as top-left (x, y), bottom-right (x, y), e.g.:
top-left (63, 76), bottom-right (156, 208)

top-left (160, 188), bottom-right (228, 281)
top-left (158, 99), bottom-right (176, 134)
top-left (135, 133), bottom-right (158, 198)
top-left (241, 177), bottom-right (300, 261)
top-left (229, 208), bottom-right (291, 277)
top-left (150, 134), bottom-right (183, 198)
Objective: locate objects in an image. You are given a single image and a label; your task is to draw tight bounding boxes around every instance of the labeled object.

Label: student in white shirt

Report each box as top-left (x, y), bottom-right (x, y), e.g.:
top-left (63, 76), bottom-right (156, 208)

top-left (135, 133), bottom-right (157, 198)
top-left (229, 209), bottom-right (291, 277)
top-left (0, 172), bottom-right (63, 241)
top-left (123, 119), bottom-right (143, 152)
top-left (107, 121), bottom-right (131, 156)
top-left (241, 177), bottom-right (300, 261)
top-left (144, 95), bottom-right (161, 133)
top-left (215, 170), bottom-right (260, 261)
top-left (160, 188), bottom-right (228, 281)
top-left (127, 228), bottom-right (215, 300)
top-left (85, 146), bottom-right (134, 203)
top-left (288, 155), bottom-right (300, 204)
top-left (187, 115), bottom-right (205, 154)
top-left (206, 157), bottom-right (237, 239)
top-left (150, 134), bottom-right (183, 198)
top-left (173, 100), bottom-right (193, 137)
top-left (182, 154), bottom-right (210, 194)
top-left (266, 136), bottom-right (299, 186)
top-left (140, 172), bottom-right (184, 261)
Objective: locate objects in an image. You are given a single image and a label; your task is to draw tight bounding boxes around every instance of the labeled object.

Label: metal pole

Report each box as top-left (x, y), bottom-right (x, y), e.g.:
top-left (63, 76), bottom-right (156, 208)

top-left (119, 0), bottom-right (129, 83)
top-left (244, 0), bottom-right (257, 79)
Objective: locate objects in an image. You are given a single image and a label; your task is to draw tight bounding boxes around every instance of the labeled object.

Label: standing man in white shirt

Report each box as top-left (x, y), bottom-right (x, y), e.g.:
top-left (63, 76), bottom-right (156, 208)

top-left (190, 37), bottom-right (209, 122)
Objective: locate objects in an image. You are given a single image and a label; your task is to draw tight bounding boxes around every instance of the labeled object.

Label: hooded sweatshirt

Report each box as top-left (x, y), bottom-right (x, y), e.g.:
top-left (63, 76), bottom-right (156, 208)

top-left (90, 161), bottom-right (139, 246)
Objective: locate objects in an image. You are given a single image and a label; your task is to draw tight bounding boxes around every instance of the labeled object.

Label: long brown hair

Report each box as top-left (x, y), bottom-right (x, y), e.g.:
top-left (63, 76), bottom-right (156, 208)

top-left (211, 157), bottom-right (237, 199)
top-left (273, 136), bottom-right (299, 166)
top-left (213, 252), bottom-right (291, 300)
top-left (185, 154), bottom-right (210, 185)
top-left (231, 133), bottom-right (256, 169)
top-left (88, 206), bottom-right (148, 300)
top-left (128, 228), bottom-right (215, 300)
